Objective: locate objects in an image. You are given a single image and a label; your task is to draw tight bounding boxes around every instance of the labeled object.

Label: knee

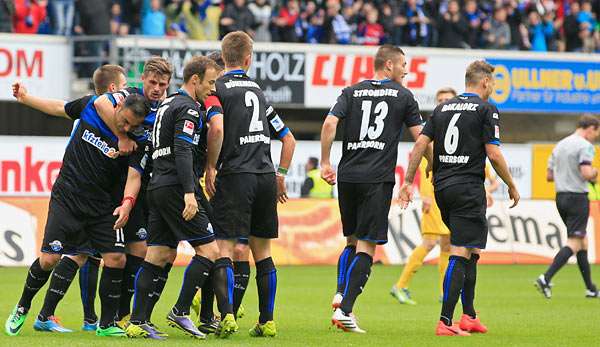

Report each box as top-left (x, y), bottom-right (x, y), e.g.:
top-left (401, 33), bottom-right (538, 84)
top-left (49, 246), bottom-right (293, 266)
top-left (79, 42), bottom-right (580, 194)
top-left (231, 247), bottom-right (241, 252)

top-left (67, 254), bottom-right (88, 267)
top-left (126, 241), bottom-right (148, 258)
top-left (422, 239), bottom-right (436, 252)
top-left (39, 253), bottom-right (61, 270)
top-left (233, 244), bottom-right (250, 261)
top-left (102, 253), bottom-right (126, 268)
top-left (195, 242), bottom-right (220, 262)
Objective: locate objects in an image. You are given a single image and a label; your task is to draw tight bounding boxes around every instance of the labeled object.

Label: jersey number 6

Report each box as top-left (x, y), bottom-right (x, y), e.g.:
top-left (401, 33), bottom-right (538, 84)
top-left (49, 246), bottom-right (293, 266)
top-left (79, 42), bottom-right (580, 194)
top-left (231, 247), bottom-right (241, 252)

top-left (444, 112), bottom-right (461, 154)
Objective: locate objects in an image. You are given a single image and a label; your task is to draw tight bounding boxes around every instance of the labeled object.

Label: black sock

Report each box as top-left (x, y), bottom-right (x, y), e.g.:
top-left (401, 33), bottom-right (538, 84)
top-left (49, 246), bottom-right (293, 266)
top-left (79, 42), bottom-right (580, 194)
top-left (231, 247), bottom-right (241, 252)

top-left (118, 254), bottom-right (144, 319)
top-left (233, 261), bottom-right (250, 316)
top-left (130, 261), bottom-right (163, 324)
top-left (336, 245), bottom-right (356, 294)
top-left (440, 255), bottom-right (468, 326)
top-left (545, 246), bottom-right (573, 282)
top-left (256, 257), bottom-right (277, 324)
top-left (213, 257), bottom-right (234, 318)
top-left (576, 250), bottom-right (595, 290)
top-left (200, 269), bottom-right (215, 321)
top-left (462, 254), bottom-right (479, 319)
top-left (146, 262), bottom-right (172, 322)
top-left (99, 266), bottom-right (123, 329)
top-left (79, 258), bottom-right (100, 323)
top-left (173, 255), bottom-right (214, 316)
top-left (18, 258), bottom-right (52, 310)
top-left (339, 252), bottom-right (372, 314)
top-left (38, 257), bottom-right (80, 321)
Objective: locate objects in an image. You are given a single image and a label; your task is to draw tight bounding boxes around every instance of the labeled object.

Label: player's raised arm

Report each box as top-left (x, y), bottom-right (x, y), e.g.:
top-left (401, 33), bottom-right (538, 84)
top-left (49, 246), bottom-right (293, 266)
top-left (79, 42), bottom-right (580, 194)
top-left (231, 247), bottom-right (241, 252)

top-left (12, 82), bottom-right (69, 118)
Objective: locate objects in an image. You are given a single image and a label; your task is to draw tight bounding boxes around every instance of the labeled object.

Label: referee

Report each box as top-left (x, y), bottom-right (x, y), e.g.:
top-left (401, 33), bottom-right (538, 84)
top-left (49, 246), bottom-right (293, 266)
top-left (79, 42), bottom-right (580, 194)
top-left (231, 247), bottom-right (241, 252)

top-left (535, 115), bottom-right (600, 299)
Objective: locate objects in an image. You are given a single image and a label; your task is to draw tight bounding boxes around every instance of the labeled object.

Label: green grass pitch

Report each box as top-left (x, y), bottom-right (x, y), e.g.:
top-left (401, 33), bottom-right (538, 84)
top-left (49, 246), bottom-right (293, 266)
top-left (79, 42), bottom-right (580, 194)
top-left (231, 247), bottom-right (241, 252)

top-left (0, 264), bottom-right (598, 346)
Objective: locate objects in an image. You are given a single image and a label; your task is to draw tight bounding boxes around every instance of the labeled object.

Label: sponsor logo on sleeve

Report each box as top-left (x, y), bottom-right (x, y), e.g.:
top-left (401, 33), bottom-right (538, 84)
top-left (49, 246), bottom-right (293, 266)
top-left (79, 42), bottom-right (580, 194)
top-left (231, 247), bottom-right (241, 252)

top-left (183, 120), bottom-right (195, 135)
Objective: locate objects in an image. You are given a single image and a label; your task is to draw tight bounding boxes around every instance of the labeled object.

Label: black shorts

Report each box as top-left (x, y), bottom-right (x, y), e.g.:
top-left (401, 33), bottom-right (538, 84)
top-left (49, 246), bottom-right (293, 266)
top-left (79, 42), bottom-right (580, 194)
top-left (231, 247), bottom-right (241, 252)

top-left (123, 191), bottom-right (149, 244)
top-left (435, 183), bottom-right (488, 249)
top-left (556, 192), bottom-right (589, 238)
top-left (337, 182), bottom-right (394, 245)
top-left (42, 194), bottom-right (126, 255)
top-left (147, 185), bottom-right (215, 249)
top-left (211, 173), bottom-right (278, 240)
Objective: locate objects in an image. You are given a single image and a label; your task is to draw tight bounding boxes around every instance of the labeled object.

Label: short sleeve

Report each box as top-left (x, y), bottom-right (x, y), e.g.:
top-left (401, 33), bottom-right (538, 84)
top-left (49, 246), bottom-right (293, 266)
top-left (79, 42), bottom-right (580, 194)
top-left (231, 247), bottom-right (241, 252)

top-left (421, 113), bottom-right (435, 139)
top-left (328, 88), bottom-right (350, 119)
top-left (579, 143), bottom-right (595, 166)
top-left (266, 104), bottom-right (290, 139)
top-left (128, 142), bottom-right (148, 174)
top-left (64, 95), bottom-right (93, 120)
top-left (174, 105), bottom-right (201, 144)
top-left (482, 104), bottom-right (500, 145)
top-left (106, 87), bottom-right (139, 107)
top-left (205, 95), bottom-right (223, 121)
top-left (403, 94), bottom-right (423, 128)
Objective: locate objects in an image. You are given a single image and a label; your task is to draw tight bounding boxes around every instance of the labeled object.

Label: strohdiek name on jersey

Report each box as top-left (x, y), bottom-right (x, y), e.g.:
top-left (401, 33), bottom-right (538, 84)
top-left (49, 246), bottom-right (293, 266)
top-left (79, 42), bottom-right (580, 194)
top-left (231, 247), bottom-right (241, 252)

top-left (347, 140), bottom-right (385, 150)
top-left (439, 154), bottom-right (470, 164)
top-left (224, 80), bottom-right (261, 89)
top-left (441, 102), bottom-right (478, 112)
top-left (353, 88), bottom-right (399, 98)
top-left (152, 146), bottom-right (171, 159)
top-left (240, 133), bottom-right (271, 145)
top-left (81, 129), bottom-right (118, 158)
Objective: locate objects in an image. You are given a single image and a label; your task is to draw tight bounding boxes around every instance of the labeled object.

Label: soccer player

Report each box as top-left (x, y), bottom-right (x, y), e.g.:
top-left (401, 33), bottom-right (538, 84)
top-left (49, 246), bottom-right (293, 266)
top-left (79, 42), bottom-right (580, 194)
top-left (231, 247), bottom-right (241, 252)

top-left (322, 45), bottom-right (431, 333)
top-left (124, 56), bottom-right (222, 340)
top-left (391, 88), bottom-right (457, 305)
top-left (206, 31), bottom-right (296, 338)
top-left (535, 115), bottom-right (600, 299)
top-left (399, 61), bottom-right (519, 336)
top-left (4, 94), bottom-right (151, 338)
top-left (11, 65), bottom-right (128, 331)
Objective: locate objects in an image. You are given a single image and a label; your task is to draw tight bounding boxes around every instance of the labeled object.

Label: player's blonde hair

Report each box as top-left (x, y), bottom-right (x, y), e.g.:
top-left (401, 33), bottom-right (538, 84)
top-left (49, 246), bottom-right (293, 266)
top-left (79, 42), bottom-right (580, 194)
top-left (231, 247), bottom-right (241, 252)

top-left (142, 56), bottom-right (173, 81)
top-left (374, 45), bottom-right (404, 71)
top-left (221, 31), bottom-right (253, 68)
top-left (435, 87), bottom-right (457, 98)
top-left (92, 64), bottom-right (125, 95)
top-left (465, 60), bottom-right (494, 87)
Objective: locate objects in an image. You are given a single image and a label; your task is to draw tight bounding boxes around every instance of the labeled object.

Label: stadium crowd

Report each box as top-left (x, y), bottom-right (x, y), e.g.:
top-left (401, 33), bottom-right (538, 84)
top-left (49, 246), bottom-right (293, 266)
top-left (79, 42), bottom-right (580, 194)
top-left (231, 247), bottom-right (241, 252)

top-left (1, 0), bottom-right (599, 52)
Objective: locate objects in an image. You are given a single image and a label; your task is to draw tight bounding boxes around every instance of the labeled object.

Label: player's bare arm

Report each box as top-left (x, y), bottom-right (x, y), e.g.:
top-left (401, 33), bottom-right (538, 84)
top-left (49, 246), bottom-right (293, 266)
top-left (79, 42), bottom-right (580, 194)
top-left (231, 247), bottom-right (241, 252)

top-left (277, 131), bottom-right (296, 204)
top-left (485, 143), bottom-right (519, 208)
top-left (409, 124), bottom-right (433, 177)
top-left (94, 95), bottom-right (137, 155)
top-left (580, 164), bottom-right (598, 182)
top-left (206, 113), bottom-right (224, 198)
top-left (400, 134), bottom-right (432, 208)
top-left (320, 115), bottom-right (339, 185)
top-left (12, 82), bottom-right (69, 118)
top-left (113, 167), bottom-right (142, 229)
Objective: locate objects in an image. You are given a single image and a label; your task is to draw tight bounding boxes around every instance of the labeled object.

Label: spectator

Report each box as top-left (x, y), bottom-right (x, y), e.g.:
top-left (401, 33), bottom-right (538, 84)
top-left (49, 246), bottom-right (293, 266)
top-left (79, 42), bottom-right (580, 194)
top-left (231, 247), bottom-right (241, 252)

top-left (564, 1), bottom-right (584, 51)
top-left (402, 0), bottom-right (431, 46)
top-left (464, 0), bottom-right (485, 48)
top-left (485, 6), bottom-right (511, 49)
top-left (50, 0), bottom-right (74, 35)
top-left (299, 1), bottom-right (324, 43)
top-left (165, 0), bottom-right (187, 38)
top-left (356, 7), bottom-right (384, 45)
top-left (141, 0), bottom-right (166, 36)
top-left (300, 157), bottom-right (333, 198)
top-left (0, 0), bottom-right (15, 32)
top-left (438, 0), bottom-right (469, 48)
top-left (322, 1), bottom-right (351, 44)
top-left (248, 0), bottom-right (272, 42)
top-left (110, 2), bottom-right (122, 35)
top-left (274, 0), bottom-right (300, 42)
top-left (522, 10), bottom-right (554, 51)
top-left (580, 0), bottom-right (598, 51)
top-left (179, 0), bottom-right (221, 41)
top-left (506, 0), bottom-right (525, 49)
top-left (13, 0), bottom-right (47, 34)
top-left (120, 0), bottom-right (142, 35)
top-left (75, 0), bottom-right (111, 76)
top-left (389, 2), bottom-right (408, 45)
top-left (379, 3), bottom-right (395, 44)
top-left (219, 0), bottom-right (257, 38)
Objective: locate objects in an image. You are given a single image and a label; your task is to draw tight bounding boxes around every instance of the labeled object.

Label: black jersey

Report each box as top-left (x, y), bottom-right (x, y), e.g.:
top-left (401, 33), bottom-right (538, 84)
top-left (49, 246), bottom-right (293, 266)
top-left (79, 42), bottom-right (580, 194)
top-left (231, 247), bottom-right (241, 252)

top-left (106, 87), bottom-right (159, 140)
top-left (329, 79), bottom-right (423, 183)
top-left (65, 95), bottom-right (93, 120)
top-left (52, 96), bottom-right (147, 215)
top-left (422, 93), bottom-right (500, 191)
top-left (148, 90), bottom-right (205, 195)
top-left (214, 70), bottom-right (290, 176)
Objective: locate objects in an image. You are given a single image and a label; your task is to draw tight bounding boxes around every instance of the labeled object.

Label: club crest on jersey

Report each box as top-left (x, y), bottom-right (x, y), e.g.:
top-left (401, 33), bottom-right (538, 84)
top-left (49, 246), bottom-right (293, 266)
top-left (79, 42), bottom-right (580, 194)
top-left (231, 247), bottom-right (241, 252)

top-left (493, 112), bottom-right (499, 119)
top-left (183, 120), bottom-right (195, 135)
top-left (187, 109), bottom-right (199, 117)
top-left (49, 240), bottom-right (63, 252)
top-left (136, 228), bottom-right (148, 240)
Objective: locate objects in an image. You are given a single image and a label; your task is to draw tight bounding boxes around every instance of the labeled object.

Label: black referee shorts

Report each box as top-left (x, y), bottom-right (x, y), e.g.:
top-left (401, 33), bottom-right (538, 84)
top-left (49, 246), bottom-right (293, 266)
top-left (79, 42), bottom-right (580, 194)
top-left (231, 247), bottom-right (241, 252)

top-left (337, 182), bottom-right (394, 245)
top-left (435, 183), bottom-right (488, 249)
top-left (147, 186), bottom-right (215, 249)
top-left (556, 192), bottom-right (589, 238)
top-left (211, 173), bottom-right (278, 240)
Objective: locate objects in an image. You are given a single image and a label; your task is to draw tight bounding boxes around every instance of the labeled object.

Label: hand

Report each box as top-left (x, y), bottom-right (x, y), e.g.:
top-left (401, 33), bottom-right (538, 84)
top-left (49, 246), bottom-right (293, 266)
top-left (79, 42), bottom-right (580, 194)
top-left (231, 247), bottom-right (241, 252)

top-left (12, 82), bottom-right (28, 102)
top-left (113, 201), bottom-right (134, 229)
top-left (221, 17), bottom-right (234, 26)
top-left (205, 167), bottom-right (217, 198)
top-left (398, 183), bottom-right (414, 209)
top-left (118, 136), bottom-right (137, 155)
top-left (276, 174), bottom-right (288, 203)
top-left (422, 197), bottom-right (432, 214)
top-left (508, 185), bottom-right (520, 208)
top-left (182, 192), bottom-right (198, 221)
top-left (486, 191), bottom-right (494, 207)
top-left (320, 163), bottom-right (336, 185)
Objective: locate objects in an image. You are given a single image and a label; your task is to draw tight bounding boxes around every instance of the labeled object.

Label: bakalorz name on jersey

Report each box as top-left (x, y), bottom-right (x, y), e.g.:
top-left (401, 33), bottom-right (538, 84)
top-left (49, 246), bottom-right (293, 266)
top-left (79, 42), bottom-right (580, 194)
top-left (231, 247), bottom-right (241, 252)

top-left (240, 134), bottom-right (270, 145)
top-left (82, 129), bottom-right (118, 158)
top-left (441, 103), bottom-right (478, 112)
top-left (347, 140), bottom-right (385, 150)
top-left (439, 155), bottom-right (470, 164)
top-left (353, 88), bottom-right (399, 98)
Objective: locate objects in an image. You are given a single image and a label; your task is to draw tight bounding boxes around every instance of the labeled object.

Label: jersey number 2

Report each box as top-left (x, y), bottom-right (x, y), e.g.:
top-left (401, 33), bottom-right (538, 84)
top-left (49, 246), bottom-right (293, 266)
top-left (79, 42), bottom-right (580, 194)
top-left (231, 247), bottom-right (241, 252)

top-left (360, 100), bottom-right (388, 140)
top-left (245, 91), bottom-right (263, 132)
top-left (444, 113), bottom-right (461, 154)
